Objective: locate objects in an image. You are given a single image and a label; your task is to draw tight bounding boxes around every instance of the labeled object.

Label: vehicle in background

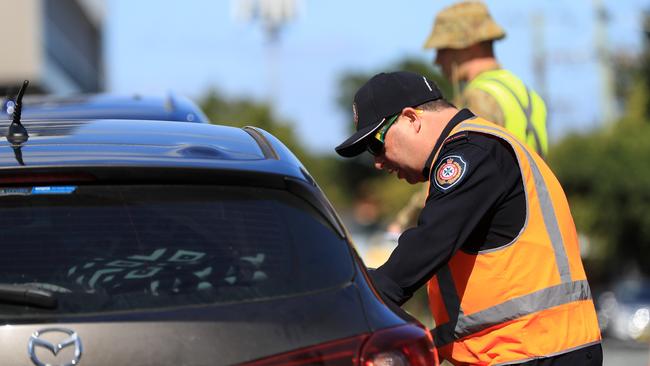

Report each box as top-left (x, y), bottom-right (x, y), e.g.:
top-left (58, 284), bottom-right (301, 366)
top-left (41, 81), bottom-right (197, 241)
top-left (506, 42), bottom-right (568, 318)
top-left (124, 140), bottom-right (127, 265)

top-left (2, 93), bottom-right (209, 123)
top-left (597, 279), bottom-right (650, 343)
top-left (0, 104), bottom-right (437, 365)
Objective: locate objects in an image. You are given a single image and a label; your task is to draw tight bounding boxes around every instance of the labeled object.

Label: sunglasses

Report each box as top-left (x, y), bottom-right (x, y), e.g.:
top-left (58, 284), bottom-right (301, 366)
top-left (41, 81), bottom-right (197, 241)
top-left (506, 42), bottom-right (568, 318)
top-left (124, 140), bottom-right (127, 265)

top-left (366, 114), bottom-right (399, 156)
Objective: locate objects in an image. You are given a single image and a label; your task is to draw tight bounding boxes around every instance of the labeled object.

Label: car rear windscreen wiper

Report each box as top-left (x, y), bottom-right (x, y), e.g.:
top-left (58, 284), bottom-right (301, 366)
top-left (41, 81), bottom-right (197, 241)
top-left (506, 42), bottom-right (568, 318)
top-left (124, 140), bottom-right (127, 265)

top-left (0, 284), bottom-right (57, 309)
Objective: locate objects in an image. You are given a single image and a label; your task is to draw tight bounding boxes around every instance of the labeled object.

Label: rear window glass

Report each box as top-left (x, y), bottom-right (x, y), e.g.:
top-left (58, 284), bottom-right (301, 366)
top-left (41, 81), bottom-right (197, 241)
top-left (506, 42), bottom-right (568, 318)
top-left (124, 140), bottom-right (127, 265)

top-left (0, 185), bottom-right (354, 316)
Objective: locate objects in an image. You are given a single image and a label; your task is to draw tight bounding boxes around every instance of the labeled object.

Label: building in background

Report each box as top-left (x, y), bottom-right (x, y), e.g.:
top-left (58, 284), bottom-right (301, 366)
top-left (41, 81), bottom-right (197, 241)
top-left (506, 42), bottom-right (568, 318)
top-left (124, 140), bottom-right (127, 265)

top-left (0, 0), bottom-right (104, 95)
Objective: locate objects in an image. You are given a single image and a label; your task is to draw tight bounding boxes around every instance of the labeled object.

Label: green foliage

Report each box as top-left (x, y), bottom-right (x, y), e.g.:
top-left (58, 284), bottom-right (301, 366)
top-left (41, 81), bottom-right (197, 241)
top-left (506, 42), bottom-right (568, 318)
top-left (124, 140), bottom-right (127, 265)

top-left (200, 88), bottom-right (305, 158)
top-left (197, 88), bottom-right (351, 210)
top-left (549, 39), bottom-right (650, 277)
top-left (549, 117), bottom-right (650, 277)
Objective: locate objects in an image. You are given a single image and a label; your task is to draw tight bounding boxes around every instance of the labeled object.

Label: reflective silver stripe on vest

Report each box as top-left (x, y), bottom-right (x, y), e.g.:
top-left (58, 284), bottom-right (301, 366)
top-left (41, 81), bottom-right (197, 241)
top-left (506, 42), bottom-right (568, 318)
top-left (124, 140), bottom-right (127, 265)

top-left (460, 122), bottom-right (572, 283)
top-left (433, 279), bottom-right (592, 346)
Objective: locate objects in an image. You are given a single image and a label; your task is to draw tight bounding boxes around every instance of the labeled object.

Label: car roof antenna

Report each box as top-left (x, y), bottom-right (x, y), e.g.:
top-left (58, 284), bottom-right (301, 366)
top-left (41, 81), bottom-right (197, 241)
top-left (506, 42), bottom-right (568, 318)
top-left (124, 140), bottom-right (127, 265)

top-left (7, 80), bottom-right (29, 142)
top-left (7, 80), bottom-right (29, 165)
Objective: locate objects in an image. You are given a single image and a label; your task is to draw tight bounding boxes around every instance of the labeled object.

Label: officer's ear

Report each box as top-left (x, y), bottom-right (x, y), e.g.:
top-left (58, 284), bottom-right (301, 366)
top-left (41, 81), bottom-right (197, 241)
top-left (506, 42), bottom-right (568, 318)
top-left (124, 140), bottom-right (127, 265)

top-left (402, 107), bottom-right (423, 133)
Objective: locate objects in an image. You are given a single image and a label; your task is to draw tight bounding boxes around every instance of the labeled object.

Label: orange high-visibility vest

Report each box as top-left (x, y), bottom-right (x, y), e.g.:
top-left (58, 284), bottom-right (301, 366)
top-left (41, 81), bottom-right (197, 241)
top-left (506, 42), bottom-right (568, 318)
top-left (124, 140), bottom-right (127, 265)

top-left (426, 117), bottom-right (601, 365)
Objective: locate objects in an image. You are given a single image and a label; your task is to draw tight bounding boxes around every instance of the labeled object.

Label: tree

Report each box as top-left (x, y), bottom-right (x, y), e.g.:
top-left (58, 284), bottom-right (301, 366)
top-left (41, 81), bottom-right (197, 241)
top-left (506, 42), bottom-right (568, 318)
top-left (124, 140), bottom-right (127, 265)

top-left (198, 88), bottom-right (351, 210)
top-left (199, 88), bottom-right (305, 157)
top-left (549, 119), bottom-right (650, 279)
top-left (548, 13), bottom-right (650, 279)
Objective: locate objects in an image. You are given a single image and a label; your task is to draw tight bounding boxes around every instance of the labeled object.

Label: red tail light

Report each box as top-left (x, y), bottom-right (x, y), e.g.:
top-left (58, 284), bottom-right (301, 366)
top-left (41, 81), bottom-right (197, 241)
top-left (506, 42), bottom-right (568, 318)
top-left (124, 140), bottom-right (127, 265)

top-left (360, 324), bottom-right (438, 366)
top-left (240, 324), bottom-right (438, 366)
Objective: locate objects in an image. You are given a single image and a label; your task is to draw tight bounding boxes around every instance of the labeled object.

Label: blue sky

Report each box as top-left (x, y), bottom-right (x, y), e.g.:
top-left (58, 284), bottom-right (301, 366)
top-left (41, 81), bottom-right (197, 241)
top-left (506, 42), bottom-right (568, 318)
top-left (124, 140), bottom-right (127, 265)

top-left (107, 0), bottom-right (648, 154)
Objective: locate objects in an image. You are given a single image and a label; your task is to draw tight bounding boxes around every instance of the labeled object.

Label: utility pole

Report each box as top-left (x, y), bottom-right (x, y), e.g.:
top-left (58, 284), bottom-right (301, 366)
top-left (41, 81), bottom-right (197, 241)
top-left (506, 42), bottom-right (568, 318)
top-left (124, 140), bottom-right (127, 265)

top-left (531, 13), bottom-right (550, 136)
top-left (593, 0), bottom-right (617, 124)
top-left (232, 0), bottom-right (301, 106)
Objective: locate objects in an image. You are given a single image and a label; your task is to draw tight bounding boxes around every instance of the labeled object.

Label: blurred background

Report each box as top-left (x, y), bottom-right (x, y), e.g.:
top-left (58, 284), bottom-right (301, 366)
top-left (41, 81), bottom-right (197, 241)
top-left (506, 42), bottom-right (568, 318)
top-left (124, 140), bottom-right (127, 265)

top-left (1, 0), bottom-right (649, 364)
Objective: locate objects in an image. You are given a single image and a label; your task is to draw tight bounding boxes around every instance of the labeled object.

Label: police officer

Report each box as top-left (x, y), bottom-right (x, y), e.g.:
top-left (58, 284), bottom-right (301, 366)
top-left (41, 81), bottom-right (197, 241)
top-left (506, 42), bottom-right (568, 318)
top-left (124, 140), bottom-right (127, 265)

top-left (335, 71), bottom-right (602, 365)
top-left (388, 1), bottom-right (550, 234)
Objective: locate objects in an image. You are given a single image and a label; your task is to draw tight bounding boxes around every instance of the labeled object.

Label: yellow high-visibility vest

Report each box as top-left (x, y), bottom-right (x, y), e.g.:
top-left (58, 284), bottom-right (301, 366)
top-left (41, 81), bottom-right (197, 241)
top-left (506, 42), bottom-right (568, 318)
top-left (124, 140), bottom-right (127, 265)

top-left (467, 69), bottom-right (549, 157)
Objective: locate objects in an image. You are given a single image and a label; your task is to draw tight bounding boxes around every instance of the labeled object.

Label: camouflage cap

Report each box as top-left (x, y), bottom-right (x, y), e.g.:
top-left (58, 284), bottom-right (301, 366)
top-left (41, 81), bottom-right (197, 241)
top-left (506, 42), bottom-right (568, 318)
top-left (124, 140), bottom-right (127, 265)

top-left (423, 1), bottom-right (506, 50)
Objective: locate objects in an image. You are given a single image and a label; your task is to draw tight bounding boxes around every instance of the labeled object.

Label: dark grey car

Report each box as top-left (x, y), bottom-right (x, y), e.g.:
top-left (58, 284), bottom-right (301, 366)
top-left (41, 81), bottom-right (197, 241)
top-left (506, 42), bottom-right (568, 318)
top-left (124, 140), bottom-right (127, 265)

top-left (0, 117), bottom-right (437, 366)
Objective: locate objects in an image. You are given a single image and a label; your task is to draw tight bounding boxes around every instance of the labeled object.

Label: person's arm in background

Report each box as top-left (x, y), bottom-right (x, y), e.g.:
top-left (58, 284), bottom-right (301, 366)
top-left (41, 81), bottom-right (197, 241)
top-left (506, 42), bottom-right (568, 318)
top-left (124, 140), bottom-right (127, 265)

top-left (386, 184), bottom-right (429, 235)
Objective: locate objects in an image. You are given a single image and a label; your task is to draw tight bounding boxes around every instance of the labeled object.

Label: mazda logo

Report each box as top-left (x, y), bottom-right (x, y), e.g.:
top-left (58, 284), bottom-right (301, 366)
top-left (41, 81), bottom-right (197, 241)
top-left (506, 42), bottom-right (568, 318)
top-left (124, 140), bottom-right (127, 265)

top-left (28, 328), bottom-right (82, 366)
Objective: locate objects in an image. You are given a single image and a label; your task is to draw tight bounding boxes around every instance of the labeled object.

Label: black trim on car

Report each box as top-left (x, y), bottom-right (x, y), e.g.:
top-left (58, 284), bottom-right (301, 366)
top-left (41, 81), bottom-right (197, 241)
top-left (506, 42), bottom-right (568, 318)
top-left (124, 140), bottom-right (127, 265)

top-left (243, 126), bottom-right (279, 160)
top-left (284, 177), bottom-right (345, 238)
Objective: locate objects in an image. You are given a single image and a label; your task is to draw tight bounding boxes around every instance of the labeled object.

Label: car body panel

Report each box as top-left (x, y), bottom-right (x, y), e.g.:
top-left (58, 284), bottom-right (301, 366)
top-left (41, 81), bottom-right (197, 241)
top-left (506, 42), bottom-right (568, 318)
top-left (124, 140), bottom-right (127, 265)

top-left (1, 285), bottom-right (372, 366)
top-left (1, 120), bottom-right (262, 157)
top-left (0, 120), bottom-right (302, 178)
top-left (0, 121), bottom-right (316, 204)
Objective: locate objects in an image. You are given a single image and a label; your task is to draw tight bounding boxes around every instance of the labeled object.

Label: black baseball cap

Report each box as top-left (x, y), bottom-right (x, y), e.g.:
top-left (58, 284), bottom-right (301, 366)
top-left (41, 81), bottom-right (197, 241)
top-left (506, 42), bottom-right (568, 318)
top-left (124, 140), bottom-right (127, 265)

top-left (335, 71), bottom-right (443, 158)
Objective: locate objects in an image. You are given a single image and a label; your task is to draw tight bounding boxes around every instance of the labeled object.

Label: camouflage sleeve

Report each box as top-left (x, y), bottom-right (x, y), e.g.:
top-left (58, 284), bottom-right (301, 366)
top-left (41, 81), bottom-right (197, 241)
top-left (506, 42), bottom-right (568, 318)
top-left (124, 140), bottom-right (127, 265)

top-left (461, 88), bottom-right (505, 126)
top-left (388, 184), bottom-right (429, 232)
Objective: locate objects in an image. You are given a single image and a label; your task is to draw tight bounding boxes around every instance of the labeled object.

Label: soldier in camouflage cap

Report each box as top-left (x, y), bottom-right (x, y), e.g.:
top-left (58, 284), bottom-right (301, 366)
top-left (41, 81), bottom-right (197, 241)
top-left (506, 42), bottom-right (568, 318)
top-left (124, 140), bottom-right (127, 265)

top-left (423, 1), bottom-right (505, 50)
top-left (387, 1), bottom-right (549, 234)
top-left (423, 1), bottom-right (509, 124)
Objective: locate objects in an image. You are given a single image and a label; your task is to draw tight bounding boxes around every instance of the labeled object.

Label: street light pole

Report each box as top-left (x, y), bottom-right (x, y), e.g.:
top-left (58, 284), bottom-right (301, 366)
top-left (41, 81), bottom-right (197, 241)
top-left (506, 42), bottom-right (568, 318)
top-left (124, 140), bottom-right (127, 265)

top-left (232, 0), bottom-right (301, 106)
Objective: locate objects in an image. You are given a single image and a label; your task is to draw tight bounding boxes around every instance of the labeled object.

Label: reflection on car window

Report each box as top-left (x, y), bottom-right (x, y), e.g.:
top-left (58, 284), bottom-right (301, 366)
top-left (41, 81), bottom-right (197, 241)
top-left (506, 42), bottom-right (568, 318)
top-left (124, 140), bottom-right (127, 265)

top-left (0, 185), bottom-right (353, 315)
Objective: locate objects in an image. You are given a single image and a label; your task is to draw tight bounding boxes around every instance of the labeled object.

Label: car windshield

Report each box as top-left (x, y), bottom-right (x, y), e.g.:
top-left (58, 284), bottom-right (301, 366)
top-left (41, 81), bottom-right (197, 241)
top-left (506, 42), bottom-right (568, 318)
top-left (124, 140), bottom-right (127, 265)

top-left (0, 185), bottom-right (353, 316)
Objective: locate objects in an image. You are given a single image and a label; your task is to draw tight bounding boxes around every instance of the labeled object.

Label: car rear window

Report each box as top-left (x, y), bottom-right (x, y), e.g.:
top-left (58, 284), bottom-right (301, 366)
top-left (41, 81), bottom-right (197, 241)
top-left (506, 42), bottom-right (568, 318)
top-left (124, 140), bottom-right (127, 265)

top-left (0, 185), bottom-right (354, 315)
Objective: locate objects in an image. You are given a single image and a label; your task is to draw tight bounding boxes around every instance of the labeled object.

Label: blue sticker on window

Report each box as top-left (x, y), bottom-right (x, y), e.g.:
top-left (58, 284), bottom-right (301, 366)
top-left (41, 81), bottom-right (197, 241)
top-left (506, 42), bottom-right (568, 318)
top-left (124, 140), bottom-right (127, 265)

top-left (31, 186), bottom-right (77, 195)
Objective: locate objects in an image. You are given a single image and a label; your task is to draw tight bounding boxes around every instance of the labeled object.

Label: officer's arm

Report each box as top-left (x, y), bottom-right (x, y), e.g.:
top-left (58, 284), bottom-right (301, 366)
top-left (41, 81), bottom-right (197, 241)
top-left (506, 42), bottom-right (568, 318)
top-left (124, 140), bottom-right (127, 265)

top-left (368, 140), bottom-right (509, 306)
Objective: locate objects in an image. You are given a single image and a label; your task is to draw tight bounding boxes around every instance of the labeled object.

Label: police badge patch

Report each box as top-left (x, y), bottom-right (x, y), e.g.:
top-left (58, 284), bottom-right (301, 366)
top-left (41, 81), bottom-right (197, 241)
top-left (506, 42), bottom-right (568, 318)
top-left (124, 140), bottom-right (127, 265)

top-left (434, 155), bottom-right (467, 191)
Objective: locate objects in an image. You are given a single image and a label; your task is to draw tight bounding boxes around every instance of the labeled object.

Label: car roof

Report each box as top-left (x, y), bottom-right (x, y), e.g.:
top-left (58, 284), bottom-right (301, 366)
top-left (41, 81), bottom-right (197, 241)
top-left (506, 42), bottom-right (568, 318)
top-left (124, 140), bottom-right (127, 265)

top-left (2, 94), bottom-right (210, 123)
top-left (0, 118), bottom-right (346, 237)
top-left (0, 119), bottom-right (305, 179)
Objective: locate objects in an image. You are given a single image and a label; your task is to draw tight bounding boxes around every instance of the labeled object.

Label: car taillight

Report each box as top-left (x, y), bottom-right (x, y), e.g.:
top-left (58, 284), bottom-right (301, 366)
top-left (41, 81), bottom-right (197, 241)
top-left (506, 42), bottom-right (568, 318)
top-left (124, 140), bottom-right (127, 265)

top-left (360, 324), bottom-right (438, 366)
top-left (240, 324), bottom-right (438, 366)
